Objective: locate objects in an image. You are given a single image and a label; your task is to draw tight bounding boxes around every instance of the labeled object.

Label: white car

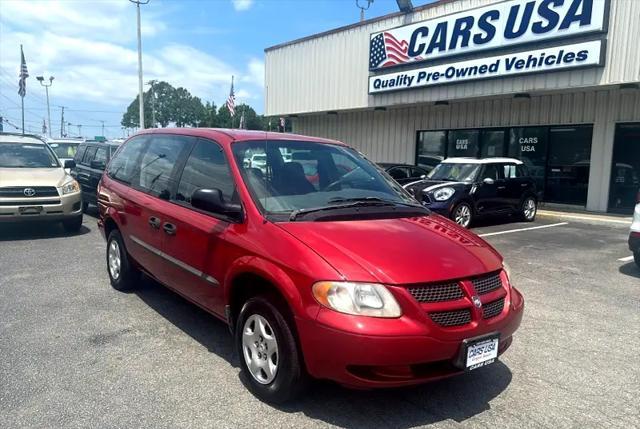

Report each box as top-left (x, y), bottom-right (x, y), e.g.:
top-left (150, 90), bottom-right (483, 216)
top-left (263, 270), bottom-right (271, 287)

top-left (47, 138), bottom-right (84, 171)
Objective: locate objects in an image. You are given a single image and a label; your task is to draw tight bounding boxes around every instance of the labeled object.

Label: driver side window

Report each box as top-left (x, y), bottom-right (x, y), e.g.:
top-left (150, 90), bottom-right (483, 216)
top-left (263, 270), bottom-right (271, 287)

top-left (482, 164), bottom-right (501, 181)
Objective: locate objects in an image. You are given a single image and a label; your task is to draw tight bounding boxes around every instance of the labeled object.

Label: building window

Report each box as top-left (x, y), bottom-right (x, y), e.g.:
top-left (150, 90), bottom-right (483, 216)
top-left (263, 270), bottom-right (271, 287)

top-left (509, 127), bottom-right (548, 200)
top-left (480, 129), bottom-right (506, 158)
top-left (448, 129), bottom-right (479, 158)
top-left (609, 123), bottom-right (640, 212)
top-left (416, 131), bottom-right (446, 170)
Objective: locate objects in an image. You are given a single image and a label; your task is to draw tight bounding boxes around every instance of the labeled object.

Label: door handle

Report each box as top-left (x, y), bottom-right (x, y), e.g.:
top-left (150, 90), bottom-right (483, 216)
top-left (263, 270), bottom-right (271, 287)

top-left (521, 183), bottom-right (528, 187)
top-left (497, 186), bottom-right (506, 190)
top-left (148, 216), bottom-right (161, 229)
top-left (162, 222), bottom-right (177, 235)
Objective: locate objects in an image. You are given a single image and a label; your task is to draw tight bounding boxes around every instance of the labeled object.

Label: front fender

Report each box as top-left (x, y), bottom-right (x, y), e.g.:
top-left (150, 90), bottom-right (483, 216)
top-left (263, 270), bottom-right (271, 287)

top-left (223, 256), bottom-right (315, 320)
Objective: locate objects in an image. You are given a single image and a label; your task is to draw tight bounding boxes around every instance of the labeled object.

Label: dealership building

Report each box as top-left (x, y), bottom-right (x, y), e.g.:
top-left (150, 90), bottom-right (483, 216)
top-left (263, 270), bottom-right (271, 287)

top-left (265, 0), bottom-right (640, 213)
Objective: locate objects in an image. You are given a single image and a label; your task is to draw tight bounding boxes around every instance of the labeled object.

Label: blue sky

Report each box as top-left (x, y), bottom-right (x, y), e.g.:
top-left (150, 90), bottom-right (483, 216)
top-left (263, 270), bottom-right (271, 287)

top-left (0, 0), bottom-right (418, 138)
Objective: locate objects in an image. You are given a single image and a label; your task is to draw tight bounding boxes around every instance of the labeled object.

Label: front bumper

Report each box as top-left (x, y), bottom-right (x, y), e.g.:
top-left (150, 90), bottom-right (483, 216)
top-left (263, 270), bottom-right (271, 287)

top-left (297, 287), bottom-right (524, 388)
top-left (0, 191), bottom-right (82, 222)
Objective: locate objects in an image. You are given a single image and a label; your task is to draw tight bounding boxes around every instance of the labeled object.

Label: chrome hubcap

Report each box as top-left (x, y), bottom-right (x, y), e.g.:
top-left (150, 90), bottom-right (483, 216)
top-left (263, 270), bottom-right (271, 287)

top-left (108, 240), bottom-right (121, 280)
top-left (242, 314), bottom-right (278, 384)
top-left (524, 199), bottom-right (536, 219)
top-left (454, 204), bottom-right (471, 227)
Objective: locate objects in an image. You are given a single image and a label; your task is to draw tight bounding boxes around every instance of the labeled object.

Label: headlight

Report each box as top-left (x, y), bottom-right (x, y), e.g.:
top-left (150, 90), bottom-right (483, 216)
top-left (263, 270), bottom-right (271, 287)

top-left (61, 179), bottom-right (80, 195)
top-left (312, 281), bottom-right (402, 318)
top-left (432, 187), bottom-right (455, 201)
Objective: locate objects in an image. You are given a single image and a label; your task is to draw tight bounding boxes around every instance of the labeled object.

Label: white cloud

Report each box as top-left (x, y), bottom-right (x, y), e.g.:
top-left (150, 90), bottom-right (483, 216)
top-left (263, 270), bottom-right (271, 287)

top-left (0, 0), bottom-right (265, 112)
top-left (232, 0), bottom-right (254, 12)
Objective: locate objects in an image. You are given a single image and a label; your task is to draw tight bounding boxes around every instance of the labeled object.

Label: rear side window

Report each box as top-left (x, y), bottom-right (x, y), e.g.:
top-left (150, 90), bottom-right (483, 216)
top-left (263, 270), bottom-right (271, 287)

top-left (82, 146), bottom-right (97, 165)
top-left (137, 135), bottom-right (188, 199)
top-left (176, 139), bottom-right (235, 204)
top-left (74, 145), bottom-right (87, 163)
top-left (107, 137), bottom-right (147, 184)
top-left (93, 147), bottom-right (108, 168)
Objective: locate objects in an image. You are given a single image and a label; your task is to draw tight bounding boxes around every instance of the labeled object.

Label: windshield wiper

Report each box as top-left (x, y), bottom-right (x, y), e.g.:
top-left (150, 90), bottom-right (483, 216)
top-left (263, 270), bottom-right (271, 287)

top-left (328, 196), bottom-right (422, 208)
top-left (289, 198), bottom-right (423, 221)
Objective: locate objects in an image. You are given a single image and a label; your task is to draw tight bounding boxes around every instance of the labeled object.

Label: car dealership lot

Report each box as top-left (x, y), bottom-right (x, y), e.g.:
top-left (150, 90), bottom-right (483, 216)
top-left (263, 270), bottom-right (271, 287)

top-left (1, 213), bottom-right (638, 429)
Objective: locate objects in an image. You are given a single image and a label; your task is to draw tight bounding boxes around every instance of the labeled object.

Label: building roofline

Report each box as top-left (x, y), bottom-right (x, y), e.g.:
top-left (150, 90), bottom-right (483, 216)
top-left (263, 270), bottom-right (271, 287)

top-left (264, 0), bottom-right (456, 52)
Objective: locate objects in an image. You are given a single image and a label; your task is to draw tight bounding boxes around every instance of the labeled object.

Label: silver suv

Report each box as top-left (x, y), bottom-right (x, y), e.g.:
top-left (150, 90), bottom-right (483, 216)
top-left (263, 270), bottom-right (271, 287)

top-left (0, 133), bottom-right (83, 231)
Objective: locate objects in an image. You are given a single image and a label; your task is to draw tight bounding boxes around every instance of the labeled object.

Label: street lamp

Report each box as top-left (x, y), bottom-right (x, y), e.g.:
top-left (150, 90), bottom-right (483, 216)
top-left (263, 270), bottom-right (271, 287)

top-left (130, 0), bottom-right (150, 130)
top-left (36, 75), bottom-right (54, 137)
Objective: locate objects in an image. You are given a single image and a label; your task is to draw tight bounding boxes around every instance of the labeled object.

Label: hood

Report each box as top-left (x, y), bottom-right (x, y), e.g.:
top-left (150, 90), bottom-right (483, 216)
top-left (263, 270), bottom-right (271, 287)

top-left (0, 168), bottom-right (70, 188)
top-left (277, 215), bottom-right (502, 285)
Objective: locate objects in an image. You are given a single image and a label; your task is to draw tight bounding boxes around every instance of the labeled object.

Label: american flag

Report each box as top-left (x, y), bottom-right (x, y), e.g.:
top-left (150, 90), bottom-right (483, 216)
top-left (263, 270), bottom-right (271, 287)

top-left (226, 76), bottom-right (235, 117)
top-left (18, 45), bottom-right (29, 98)
top-left (369, 32), bottom-right (416, 69)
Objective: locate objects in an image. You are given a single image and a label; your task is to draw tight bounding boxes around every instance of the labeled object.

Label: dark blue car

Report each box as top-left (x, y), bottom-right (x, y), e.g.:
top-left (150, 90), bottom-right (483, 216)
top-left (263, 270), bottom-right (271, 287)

top-left (404, 158), bottom-right (538, 228)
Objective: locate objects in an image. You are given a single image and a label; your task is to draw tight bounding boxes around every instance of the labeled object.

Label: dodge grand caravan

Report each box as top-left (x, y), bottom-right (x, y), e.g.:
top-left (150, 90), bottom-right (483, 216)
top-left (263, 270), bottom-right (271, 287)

top-left (97, 129), bottom-right (524, 403)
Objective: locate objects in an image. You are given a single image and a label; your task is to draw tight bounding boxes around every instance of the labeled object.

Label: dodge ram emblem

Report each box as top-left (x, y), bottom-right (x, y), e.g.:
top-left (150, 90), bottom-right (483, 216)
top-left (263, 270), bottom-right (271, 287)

top-left (472, 296), bottom-right (482, 308)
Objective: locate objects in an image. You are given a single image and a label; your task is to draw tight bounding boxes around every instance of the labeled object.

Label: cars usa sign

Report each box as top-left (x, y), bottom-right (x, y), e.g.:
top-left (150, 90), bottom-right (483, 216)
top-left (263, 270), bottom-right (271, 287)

top-left (369, 0), bottom-right (609, 71)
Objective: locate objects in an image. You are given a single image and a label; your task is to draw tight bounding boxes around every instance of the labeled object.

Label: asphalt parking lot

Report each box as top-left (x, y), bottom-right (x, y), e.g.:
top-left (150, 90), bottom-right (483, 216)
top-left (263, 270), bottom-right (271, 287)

top-left (1, 210), bottom-right (638, 429)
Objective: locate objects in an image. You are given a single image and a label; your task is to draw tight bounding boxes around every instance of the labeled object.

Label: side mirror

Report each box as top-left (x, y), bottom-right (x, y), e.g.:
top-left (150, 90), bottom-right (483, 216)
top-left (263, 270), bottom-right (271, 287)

top-left (64, 159), bottom-right (76, 169)
top-left (420, 174), bottom-right (427, 179)
top-left (90, 160), bottom-right (105, 170)
top-left (483, 177), bottom-right (495, 185)
top-left (191, 188), bottom-right (242, 220)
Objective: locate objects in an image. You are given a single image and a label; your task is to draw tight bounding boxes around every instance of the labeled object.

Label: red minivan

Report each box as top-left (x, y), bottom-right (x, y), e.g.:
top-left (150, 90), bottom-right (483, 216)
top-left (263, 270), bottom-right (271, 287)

top-left (97, 129), bottom-right (524, 403)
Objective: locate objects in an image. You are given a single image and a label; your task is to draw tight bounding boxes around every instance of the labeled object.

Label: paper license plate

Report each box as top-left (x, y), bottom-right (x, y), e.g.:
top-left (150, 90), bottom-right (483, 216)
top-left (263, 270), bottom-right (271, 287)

top-left (19, 206), bottom-right (43, 215)
top-left (465, 336), bottom-right (499, 370)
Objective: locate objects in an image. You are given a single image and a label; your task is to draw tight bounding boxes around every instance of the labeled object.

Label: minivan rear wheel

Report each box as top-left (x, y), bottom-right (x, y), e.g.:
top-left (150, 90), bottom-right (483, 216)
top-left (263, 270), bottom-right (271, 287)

top-left (106, 229), bottom-right (140, 291)
top-left (235, 296), bottom-right (306, 404)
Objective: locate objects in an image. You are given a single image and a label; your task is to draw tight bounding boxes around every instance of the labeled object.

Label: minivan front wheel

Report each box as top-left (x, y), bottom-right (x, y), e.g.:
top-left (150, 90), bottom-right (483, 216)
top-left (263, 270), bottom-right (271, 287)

top-left (235, 296), bottom-right (306, 404)
top-left (106, 229), bottom-right (140, 291)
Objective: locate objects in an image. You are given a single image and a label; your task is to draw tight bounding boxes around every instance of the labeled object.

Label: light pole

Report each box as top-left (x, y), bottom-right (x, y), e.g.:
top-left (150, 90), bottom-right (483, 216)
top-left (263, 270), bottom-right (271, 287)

top-left (36, 76), bottom-right (54, 137)
top-left (130, 0), bottom-right (149, 130)
top-left (356, 0), bottom-right (374, 22)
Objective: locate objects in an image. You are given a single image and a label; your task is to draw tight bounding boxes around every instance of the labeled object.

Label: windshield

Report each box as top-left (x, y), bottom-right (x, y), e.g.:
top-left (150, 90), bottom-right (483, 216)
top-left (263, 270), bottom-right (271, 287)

top-left (49, 142), bottom-right (80, 159)
top-left (428, 162), bottom-right (480, 182)
top-left (0, 143), bottom-right (60, 168)
top-left (232, 140), bottom-right (419, 219)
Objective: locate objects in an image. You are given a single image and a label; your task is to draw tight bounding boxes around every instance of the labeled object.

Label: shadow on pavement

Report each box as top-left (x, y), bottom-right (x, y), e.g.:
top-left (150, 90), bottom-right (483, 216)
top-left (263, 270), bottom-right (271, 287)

top-left (0, 221), bottom-right (91, 241)
top-left (134, 276), bottom-right (512, 427)
top-left (619, 261), bottom-right (640, 278)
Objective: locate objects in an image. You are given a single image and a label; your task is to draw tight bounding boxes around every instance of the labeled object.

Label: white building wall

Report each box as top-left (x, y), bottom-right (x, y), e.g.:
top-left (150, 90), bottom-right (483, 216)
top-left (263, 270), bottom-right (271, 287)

top-left (292, 88), bottom-right (640, 212)
top-left (266, 0), bottom-right (640, 116)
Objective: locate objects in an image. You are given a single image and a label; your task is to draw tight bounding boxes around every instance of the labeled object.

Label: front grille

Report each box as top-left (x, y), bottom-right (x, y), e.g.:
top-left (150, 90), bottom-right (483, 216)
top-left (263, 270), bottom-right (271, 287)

top-left (408, 282), bottom-right (463, 303)
top-left (0, 199), bottom-right (61, 206)
top-left (483, 297), bottom-right (505, 319)
top-left (429, 309), bottom-right (471, 327)
top-left (472, 273), bottom-right (502, 295)
top-left (0, 186), bottom-right (59, 198)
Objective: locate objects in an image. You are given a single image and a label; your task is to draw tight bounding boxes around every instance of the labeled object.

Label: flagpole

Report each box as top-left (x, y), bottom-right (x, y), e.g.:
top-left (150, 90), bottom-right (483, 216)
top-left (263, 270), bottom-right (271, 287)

top-left (21, 96), bottom-right (24, 135)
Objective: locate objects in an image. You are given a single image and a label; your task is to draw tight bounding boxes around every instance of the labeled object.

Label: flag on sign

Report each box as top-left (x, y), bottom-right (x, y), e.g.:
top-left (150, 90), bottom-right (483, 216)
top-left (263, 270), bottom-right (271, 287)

top-left (226, 76), bottom-right (235, 117)
top-left (369, 32), bottom-right (421, 69)
top-left (18, 45), bottom-right (29, 98)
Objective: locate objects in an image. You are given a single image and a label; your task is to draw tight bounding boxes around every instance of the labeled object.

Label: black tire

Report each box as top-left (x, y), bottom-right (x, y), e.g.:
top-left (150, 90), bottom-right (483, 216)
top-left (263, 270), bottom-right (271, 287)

top-left (235, 296), bottom-right (307, 404)
top-left (520, 196), bottom-right (537, 222)
top-left (62, 215), bottom-right (83, 232)
top-left (451, 201), bottom-right (473, 228)
top-left (634, 251), bottom-right (640, 269)
top-left (82, 201), bottom-right (89, 213)
top-left (106, 229), bottom-right (140, 291)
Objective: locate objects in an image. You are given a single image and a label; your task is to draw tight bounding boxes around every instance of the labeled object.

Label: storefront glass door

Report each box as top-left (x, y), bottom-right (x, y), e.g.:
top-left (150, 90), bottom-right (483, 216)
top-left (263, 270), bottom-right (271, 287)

top-left (509, 127), bottom-right (548, 199)
top-left (545, 126), bottom-right (592, 205)
top-left (608, 123), bottom-right (640, 212)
